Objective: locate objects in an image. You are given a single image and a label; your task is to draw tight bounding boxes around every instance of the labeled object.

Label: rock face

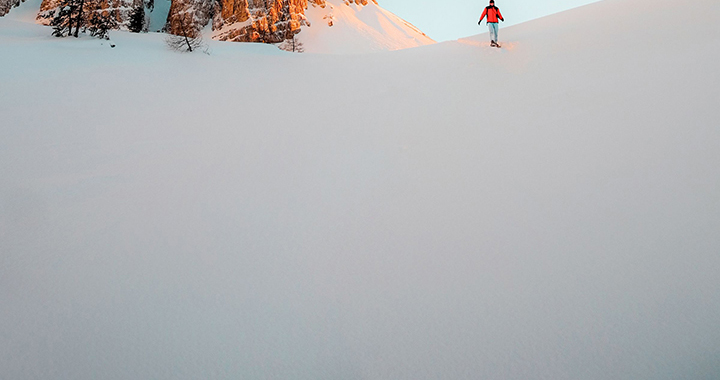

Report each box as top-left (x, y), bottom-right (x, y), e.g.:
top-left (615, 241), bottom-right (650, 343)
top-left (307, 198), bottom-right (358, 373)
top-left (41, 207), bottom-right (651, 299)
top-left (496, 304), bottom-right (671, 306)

top-left (0, 0), bottom-right (25, 17)
top-left (167, 0), bottom-right (379, 43)
top-left (165, 0), bottom-right (215, 36)
top-left (29, 0), bottom-right (430, 53)
top-left (209, 0), bottom-right (380, 43)
top-left (29, 0), bottom-right (370, 44)
top-left (210, 0), bottom-right (310, 43)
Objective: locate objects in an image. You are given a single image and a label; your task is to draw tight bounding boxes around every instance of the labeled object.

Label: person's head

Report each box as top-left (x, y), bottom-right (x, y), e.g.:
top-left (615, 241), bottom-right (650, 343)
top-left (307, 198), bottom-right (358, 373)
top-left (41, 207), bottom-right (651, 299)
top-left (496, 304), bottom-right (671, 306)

top-left (489, 0), bottom-right (494, 4)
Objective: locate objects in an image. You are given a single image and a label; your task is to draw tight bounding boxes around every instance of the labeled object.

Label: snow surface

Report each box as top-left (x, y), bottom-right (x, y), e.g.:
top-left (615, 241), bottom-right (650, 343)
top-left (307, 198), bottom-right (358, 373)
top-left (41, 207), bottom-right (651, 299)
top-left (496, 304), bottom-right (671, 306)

top-left (1, 0), bottom-right (41, 23)
top-left (1, 0), bottom-right (720, 379)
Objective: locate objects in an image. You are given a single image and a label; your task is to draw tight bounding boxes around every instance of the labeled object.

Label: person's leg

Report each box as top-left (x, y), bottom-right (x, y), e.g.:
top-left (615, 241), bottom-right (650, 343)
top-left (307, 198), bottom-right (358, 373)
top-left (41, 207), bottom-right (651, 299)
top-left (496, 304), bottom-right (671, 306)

top-left (488, 23), bottom-right (498, 42)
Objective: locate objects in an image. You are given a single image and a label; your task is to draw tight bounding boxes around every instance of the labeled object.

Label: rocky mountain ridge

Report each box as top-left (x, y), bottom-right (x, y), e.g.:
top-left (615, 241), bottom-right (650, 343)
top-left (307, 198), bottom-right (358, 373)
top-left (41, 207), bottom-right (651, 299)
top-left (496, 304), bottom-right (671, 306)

top-left (29, 0), bottom-right (385, 45)
top-left (1, 0), bottom-right (431, 52)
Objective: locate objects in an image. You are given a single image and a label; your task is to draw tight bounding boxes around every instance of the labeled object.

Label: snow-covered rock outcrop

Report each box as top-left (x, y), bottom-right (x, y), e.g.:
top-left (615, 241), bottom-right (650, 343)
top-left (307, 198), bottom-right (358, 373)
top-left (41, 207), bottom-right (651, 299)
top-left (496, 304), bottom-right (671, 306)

top-left (28, 0), bottom-right (433, 52)
top-left (165, 0), bottom-right (214, 35)
top-left (0, 0), bottom-right (25, 16)
top-left (206, 0), bottom-right (434, 51)
top-left (208, 0), bottom-right (311, 43)
top-left (299, 0), bottom-right (434, 53)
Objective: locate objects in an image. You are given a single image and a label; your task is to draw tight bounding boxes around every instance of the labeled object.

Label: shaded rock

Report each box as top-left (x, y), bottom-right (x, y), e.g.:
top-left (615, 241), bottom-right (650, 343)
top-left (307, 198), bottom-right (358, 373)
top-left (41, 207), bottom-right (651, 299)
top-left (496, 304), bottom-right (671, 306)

top-left (165, 0), bottom-right (214, 35)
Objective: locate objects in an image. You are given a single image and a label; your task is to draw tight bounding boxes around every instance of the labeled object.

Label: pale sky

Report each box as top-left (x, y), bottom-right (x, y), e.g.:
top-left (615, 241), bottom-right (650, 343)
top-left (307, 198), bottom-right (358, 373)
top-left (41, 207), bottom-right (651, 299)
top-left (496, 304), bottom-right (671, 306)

top-left (379, 0), bottom-right (602, 42)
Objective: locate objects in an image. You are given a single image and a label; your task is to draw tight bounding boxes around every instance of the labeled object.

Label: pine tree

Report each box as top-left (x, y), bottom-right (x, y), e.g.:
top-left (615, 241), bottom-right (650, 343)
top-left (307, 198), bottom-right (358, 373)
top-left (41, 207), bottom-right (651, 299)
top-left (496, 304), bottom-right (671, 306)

top-left (71, 0), bottom-right (86, 37)
top-left (278, 0), bottom-right (303, 52)
top-left (49, 0), bottom-right (77, 37)
top-left (46, 0), bottom-right (118, 40)
top-left (86, 11), bottom-right (117, 39)
top-left (128, 2), bottom-right (145, 33)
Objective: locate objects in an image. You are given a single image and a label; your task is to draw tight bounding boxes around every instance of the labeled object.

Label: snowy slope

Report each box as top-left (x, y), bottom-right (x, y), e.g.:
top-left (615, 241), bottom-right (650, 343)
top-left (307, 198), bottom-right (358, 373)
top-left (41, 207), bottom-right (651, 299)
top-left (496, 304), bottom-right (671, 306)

top-left (300, 0), bottom-right (435, 53)
top-left (1, 0), bottom-right (41, 22)
top-left (1, 0), bottom-right (719, 379)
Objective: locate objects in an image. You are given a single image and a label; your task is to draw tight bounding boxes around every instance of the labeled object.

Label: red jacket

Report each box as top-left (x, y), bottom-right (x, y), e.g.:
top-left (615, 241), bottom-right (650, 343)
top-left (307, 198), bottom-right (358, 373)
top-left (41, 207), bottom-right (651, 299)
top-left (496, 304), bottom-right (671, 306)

top-left (480, 6), bottom-right (504, 23)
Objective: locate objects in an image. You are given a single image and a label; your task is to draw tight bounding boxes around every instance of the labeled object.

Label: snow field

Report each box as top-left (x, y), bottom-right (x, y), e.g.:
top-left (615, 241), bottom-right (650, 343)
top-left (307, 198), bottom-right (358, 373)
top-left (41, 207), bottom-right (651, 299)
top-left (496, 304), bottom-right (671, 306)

top-left (1, 0), bottom-right (720, 379)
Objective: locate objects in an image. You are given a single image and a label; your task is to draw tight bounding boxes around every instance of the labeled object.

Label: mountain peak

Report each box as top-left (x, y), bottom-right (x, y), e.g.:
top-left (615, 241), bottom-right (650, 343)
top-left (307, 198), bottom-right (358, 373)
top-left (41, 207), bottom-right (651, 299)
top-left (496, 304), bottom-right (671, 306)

top-left (25, 0), bottom-right (433, 53)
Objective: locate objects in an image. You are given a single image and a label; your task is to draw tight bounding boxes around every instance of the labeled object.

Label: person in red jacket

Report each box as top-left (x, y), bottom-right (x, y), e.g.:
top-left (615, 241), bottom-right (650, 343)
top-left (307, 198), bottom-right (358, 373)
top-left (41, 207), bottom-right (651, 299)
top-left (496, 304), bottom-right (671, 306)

top-left (479, 0), bottom-right (504, 47)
